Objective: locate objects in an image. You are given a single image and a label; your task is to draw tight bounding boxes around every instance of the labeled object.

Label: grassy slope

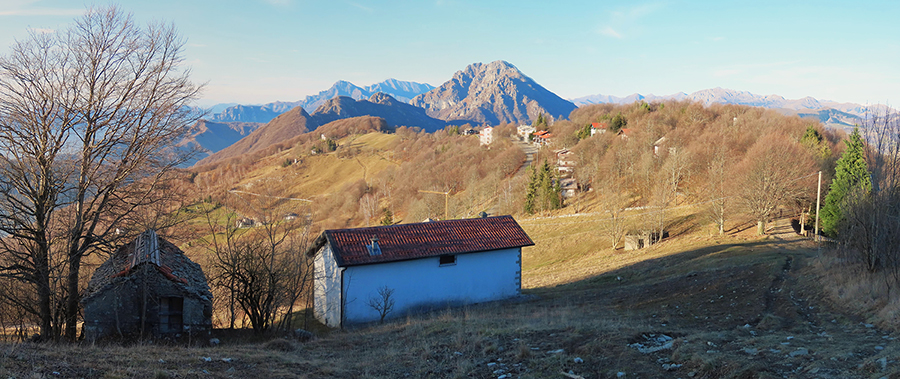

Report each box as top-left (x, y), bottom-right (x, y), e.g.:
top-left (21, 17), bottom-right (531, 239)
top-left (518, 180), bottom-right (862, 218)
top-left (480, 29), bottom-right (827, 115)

top-left (6, 136), bottom-right (899, 378)
top-left (4, 213), bottom-right (898, 378)
top-left (228, 133), bottom-right (398, 201)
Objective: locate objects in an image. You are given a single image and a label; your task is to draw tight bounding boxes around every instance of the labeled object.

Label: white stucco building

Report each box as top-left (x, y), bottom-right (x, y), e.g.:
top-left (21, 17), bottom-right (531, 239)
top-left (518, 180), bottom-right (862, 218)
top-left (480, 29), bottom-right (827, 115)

top-left (308, 216), bottom-right (534, 328)
top-left (479, 126), bottom-right (493, 146)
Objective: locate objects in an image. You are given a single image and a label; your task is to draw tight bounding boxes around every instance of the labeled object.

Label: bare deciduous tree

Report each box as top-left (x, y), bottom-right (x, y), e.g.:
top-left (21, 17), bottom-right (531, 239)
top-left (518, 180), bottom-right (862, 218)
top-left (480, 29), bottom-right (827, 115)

top-left (205, 188), bottom-right (314, 333)
top-left (736, 134), bottom-right (815, 235)
top-left (0, 6), bottom-right (202, 341)
top-left (366, 286), bottom-right (396, 324)
top-left (704, 137), bottom-right (729, 235)
top-left (359, 193), bottom-right (379, 227)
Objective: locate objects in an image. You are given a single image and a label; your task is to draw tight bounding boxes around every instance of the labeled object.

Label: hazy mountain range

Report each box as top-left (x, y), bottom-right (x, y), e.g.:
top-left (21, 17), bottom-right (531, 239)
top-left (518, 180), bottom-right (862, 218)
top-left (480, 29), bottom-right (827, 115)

top-left (208, 79), bottom-right (435, 124)
top-left (190, 61), bottom-right (577, 164)
top-left (571, 87), bottom-right (891, 129)
top-left (188, 60), bottom-right (891, 168)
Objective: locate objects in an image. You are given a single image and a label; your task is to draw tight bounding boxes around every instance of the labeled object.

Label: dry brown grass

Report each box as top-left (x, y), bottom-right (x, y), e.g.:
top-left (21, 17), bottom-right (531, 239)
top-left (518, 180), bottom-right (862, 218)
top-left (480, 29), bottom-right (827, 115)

top-left (812, 253), bottom-right (900, 330)
top-left (6, 203), bottom-right (900, 379)
top-left (7, 217), bottom-right (898, 378)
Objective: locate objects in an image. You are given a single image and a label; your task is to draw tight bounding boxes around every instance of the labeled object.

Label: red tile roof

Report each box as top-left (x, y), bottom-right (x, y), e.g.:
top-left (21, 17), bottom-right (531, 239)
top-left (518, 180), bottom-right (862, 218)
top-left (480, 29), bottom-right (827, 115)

top-left (318, 216), bottom-right (534, 267)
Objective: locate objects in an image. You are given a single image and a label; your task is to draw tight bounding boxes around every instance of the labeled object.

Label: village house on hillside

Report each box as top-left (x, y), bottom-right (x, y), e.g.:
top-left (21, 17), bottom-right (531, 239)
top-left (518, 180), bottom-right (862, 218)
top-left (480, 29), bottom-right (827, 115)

top-left (307, 216), bottom-right (534, 328)
top-left (533, 130), bottom-right (552, 146)
top-left (591, 122), bottom-right (608, 136)
top-left (517, 125), bottom-right (535, 141)
top-left (479, 126), bottom-right (493, 146)
top-left (555, 149), bottom-right (577, 198)
top-left (82, 230), bottom-right (212, 340)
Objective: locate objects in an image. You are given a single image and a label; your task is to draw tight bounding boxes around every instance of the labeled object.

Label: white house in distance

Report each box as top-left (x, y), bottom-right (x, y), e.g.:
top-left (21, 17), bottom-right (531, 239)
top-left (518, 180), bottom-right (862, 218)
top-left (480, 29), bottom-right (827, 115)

top-left (307, 216), bottom-right (534, 328)
top-left (479, 126), bottom-right (493, 146)
top-left (517, 125), bottom-right (535, 141)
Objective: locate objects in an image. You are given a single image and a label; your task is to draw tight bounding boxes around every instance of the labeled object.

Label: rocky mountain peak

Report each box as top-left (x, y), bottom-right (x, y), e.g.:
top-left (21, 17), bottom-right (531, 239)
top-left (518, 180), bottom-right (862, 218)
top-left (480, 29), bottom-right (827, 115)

top-left (367, 92), bottom-right (398, 106)
top-left (410, 60), bottom-right (575, 125)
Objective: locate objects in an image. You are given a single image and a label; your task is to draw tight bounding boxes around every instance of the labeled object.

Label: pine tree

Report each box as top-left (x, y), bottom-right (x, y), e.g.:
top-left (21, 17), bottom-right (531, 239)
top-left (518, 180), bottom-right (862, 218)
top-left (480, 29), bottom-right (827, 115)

top-left (820, 128), bottom-right (870, 236)
top-left (610, 113), bottom-right (627, 133)
top-left (380, 208), bottom-right (394, 226)
top-left (800, 125), bottom-right (831, 160)
top-left (524, 165), bottom-right (538, 214)
top-left (523, 160), bottom-right (562, 214)
top-left (532, 113), bottom-right (548, 130)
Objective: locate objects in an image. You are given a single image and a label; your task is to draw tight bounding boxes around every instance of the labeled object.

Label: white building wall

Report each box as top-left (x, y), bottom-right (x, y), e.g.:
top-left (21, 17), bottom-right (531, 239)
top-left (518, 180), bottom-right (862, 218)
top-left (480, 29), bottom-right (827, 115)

top-left (480, 127), bottom-right (493, 146)
top-left (313, 244), bottom-right (343, 328)
top-left (341, 247), bottom-right (521, 325)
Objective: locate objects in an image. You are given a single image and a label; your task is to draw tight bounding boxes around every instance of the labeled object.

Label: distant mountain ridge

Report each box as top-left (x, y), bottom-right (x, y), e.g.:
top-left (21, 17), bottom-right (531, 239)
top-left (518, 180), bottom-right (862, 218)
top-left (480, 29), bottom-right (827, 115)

top-left (572, 87), bottom-right (892, 129)
top-left (411, 60), bottom-right (576, 125)
top-left (197, 106), bottom-right (319, 166)
top-left (195, 92), bottom-right (451, 167)
top-left (311, 92), bottom-right (446, 133)
top-left (208, 79), bottom-right (435, 123)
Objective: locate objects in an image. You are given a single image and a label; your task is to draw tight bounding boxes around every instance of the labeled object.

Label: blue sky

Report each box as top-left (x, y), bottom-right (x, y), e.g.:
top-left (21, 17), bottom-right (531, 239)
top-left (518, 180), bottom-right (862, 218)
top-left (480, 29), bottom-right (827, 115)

top-left (1, 0), bottom-right (898, 108)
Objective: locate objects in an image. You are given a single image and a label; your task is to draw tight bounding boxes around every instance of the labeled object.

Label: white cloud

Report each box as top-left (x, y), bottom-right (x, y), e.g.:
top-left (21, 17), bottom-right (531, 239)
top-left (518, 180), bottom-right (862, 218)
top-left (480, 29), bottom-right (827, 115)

top-left (28, 27), bottom-right (54, 34)
top-left (597, 2), bottom-right (664, 39)
top-left (0, 7), bottom-right (83, 16)
top-left (600, 27), bottom-right (621, 39)
top-left (348, 2), bottom-right (374, 13)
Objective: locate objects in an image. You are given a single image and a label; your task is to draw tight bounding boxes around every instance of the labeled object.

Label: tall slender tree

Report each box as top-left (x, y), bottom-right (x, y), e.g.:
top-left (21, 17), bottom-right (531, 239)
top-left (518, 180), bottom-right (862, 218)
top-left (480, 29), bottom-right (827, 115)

top-left (820, 128), bottom-right (871, 236)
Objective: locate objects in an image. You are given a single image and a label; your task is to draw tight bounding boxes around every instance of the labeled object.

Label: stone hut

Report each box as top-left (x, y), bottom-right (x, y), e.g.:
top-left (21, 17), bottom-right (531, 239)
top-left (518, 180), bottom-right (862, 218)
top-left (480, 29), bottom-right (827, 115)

top-left (82, 230), bottom-right (212, 340)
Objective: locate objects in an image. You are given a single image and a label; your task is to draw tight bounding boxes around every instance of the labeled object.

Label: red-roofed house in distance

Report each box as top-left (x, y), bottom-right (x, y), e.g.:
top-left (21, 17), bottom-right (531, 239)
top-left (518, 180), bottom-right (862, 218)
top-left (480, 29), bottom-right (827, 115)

top-left (82, 230), bottom-right (212, 340)
top-left (590, 122), bottom-right (608, 136)
top-left (307, 216), bottom-right (534, 328)
top-left (532, 130), bottom-right (552, 147)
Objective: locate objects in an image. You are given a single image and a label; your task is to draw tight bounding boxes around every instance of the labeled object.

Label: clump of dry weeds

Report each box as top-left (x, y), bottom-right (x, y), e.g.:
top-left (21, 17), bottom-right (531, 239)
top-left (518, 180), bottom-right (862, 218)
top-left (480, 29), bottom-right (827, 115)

top-left (812, 253), bottom-right (900, 330)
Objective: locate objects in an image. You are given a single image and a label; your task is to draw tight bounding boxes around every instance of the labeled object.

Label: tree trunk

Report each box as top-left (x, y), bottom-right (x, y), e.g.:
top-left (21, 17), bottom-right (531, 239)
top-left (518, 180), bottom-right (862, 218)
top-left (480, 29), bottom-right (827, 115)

top-left (36, 256), bottom-right (53, 340)
top-left (64, 254), bottom-right (82, 341)
top-left (757, 220), bottom-right (765, 235)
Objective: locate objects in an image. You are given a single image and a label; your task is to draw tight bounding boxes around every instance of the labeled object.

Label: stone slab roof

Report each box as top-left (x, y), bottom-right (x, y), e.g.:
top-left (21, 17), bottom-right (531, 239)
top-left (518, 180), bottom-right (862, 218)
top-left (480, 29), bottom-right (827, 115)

top-left (84, 230), bottom-right (211, 300)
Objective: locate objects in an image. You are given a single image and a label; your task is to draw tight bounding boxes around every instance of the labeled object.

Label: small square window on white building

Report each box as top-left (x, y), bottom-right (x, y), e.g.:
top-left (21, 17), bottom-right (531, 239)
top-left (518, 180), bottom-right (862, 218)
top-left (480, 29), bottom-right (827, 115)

top-left (439, 255), bottom-right (457, 266)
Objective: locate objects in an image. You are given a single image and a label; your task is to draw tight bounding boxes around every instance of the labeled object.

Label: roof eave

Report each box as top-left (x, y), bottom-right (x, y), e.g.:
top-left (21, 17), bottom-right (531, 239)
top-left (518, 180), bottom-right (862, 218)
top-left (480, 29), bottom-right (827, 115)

top-left (337, 242), bottom-right (534, 268)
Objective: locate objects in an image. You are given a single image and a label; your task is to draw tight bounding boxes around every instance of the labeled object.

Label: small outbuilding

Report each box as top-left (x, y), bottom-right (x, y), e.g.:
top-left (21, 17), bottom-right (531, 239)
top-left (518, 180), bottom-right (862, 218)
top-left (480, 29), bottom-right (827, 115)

top-left (308, 215), bottom-right (534, 328)
top-left (82, 230), bottom-right (212, 340)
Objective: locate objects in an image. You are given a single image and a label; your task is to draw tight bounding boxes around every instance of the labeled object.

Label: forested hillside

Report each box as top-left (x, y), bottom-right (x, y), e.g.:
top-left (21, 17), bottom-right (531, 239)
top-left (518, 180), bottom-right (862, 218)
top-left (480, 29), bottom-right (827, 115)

top-left (546, 101), bottom-right (842, 236)
top-left (190, 117), bottom-right (526, 233)
top-left (185, 99), bottom-right (845, 252)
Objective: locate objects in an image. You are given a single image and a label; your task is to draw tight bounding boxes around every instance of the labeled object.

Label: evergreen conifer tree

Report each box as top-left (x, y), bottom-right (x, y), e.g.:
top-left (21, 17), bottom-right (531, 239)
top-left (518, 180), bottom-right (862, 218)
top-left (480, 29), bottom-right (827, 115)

top-left (523, 159), bottom-right (562, 214)
top-left (524, 165), bottom-right (538, 214)
top-left (821, 128), bottom-right (870, 236)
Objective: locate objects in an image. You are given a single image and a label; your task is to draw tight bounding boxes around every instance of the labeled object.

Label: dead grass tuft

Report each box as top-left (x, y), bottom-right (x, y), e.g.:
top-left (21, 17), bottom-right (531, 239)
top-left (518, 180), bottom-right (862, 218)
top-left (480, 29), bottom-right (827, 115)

top-left (812, 253), bottom-right (900, 331)
top-left (262, 338), bottom-right (296, 352)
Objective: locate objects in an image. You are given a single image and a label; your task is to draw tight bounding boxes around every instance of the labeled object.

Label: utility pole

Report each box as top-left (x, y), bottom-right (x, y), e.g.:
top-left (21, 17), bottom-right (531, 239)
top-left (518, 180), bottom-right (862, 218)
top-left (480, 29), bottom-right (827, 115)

top-left (814, 170), bottom-right (822, 242)
top-left (419, 190), bottom-right (450, 220)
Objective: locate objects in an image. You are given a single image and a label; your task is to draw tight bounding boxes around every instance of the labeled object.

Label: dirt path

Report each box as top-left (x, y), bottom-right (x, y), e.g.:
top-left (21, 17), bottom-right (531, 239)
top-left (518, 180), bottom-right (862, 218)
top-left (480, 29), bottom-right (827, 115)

top-left (535, 235), bottom-right (898, 378)
top-left (514, 139), bottom-right (538, 178)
